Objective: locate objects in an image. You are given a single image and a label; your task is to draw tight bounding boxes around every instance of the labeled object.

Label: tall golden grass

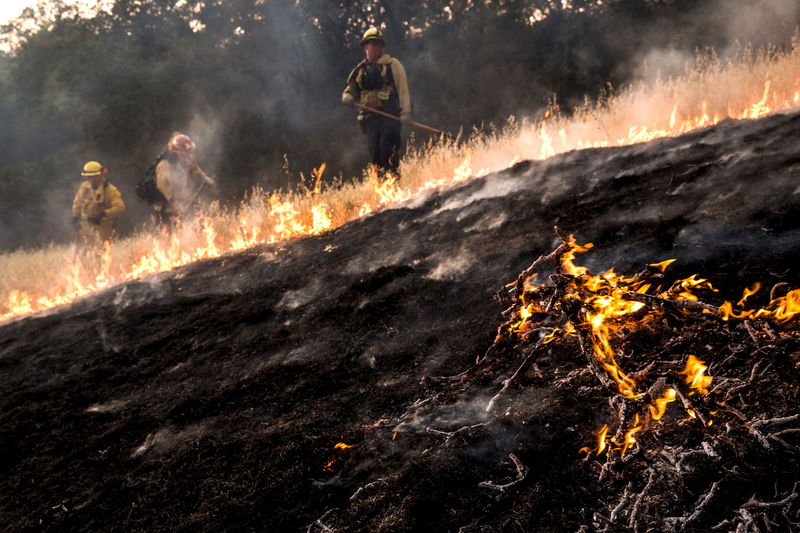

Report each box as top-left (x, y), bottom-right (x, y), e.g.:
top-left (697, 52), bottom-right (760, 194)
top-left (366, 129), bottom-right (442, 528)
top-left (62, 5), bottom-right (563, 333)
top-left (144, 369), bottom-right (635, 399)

top-left (3, 38), bottom-right (800, 320)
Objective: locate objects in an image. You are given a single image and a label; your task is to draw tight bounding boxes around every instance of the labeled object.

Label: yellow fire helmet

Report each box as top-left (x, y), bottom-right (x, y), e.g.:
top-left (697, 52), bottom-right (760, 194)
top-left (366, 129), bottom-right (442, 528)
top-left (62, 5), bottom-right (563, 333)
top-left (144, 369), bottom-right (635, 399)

top-left (81, 161), bottom-right (108, 177)
top-left (360, 26), bottom-right (386, 46)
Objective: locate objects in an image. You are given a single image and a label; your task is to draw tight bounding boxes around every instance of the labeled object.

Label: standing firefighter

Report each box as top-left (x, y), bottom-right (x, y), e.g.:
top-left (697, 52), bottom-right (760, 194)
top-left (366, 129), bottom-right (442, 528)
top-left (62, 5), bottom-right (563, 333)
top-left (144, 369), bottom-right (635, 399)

top-left (342, 26), bottom-right (412, 177)
top-left (152, 132), bottom-right (215, 224)
top-left (72, 161), bottom-right (125, 248)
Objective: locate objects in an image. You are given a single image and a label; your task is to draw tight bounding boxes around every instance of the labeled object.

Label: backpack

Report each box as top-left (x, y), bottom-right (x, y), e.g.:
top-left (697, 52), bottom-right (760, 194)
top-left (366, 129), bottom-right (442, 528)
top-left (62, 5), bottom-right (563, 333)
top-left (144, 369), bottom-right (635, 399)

top-left (136, 151), bottom-right (169, 207)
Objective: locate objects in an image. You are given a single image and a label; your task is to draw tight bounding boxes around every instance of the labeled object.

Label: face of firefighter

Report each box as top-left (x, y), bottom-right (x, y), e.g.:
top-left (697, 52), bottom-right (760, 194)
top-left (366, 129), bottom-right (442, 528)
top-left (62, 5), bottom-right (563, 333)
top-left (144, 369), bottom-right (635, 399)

top-left (363, 41), bottom-right (384, 63)
top-left (175, 152), bottom-right (193, 167)
top-left (88, 173), bottom-right (105, 188)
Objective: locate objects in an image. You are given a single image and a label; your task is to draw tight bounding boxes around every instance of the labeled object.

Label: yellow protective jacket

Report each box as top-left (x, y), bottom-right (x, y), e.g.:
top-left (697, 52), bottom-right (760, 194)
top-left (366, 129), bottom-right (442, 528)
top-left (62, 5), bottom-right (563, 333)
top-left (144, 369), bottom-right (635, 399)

top-left (72, 179), bottom-right (125, 244)
top-left (343, 53), bottom-right (411, 121)
top-left (72, 180), bottom-right (125, 222)
top-left (155, 157), bottom-right (212, 217)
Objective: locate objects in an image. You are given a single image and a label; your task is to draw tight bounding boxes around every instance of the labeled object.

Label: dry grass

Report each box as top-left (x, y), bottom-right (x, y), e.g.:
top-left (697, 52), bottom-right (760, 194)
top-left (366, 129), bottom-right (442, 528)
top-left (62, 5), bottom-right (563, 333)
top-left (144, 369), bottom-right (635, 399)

top-left (3, 39), bottom-right (800, 319)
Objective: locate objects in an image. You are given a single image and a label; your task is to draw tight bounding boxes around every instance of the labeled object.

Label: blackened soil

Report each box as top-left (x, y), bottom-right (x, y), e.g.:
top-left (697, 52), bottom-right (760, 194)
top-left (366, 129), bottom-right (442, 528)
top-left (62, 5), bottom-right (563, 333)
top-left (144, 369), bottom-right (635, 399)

top-left (2, 111), bottom-right (800, 532)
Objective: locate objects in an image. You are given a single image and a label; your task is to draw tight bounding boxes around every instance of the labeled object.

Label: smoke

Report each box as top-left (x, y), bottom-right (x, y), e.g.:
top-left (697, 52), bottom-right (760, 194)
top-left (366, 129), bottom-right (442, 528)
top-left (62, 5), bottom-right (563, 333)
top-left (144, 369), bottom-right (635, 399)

top-left (715, 0), bottom-right (800, 53)
top-left (393, 393), bottom-right (492, 435)
top-left (131, 424), bottom-right (207, 457)
top-left (425, 247), bottom-right (475, 281)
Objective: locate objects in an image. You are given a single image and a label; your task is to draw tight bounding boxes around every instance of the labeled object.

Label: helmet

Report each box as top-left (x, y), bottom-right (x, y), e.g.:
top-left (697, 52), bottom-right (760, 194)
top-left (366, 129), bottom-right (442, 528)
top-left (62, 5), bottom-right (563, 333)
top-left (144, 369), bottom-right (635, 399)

top-left (81, 161), bottom-right (108, 176)
top-left (360, 27), bottom-right (386, 46)
top-left (168, 132), bottom-right (196, 155)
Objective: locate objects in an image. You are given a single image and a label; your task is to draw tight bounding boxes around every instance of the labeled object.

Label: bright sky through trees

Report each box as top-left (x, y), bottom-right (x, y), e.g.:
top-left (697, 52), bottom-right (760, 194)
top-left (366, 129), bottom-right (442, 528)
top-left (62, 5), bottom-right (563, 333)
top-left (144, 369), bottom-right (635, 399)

top-left (1, 1), bottom-right (37, 23)
top-left (0, 0), bottom-right (98, 24)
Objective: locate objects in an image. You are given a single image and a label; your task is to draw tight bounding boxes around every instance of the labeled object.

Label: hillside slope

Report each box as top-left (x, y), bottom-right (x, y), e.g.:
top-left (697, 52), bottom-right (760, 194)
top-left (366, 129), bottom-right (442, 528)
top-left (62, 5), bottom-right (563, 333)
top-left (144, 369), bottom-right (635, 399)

top-left (2, 111), bottom-right (800, 532)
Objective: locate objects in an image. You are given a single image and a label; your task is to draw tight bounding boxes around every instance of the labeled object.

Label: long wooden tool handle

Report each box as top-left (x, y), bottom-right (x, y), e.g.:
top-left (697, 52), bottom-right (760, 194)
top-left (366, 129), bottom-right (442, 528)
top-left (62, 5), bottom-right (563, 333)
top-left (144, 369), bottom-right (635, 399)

top-left (354, 103), bottom-right (446, 136)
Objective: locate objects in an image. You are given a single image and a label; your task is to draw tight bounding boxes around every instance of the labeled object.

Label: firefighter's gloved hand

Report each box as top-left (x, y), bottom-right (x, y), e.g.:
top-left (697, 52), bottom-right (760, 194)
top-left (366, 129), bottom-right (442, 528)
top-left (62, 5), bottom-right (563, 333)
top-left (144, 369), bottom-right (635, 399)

top-left (87, 211), bottom-right (105, 225)
top-left (400, 112), bottom-right (412, 126)
top-left (342, 94), bottom-right (355, 108)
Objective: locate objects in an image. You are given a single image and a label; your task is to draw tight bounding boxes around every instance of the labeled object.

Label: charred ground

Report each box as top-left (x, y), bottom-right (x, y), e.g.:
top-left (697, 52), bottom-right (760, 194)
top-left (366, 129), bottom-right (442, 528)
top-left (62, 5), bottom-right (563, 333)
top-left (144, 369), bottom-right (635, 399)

top-left (2, 111), bottom-right (800, 532)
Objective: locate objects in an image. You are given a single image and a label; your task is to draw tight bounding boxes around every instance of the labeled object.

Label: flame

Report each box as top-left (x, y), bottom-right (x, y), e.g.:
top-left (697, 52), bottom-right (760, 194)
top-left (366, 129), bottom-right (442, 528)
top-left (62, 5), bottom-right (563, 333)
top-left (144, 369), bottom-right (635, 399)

top-left (310, 163), bottom-right (326, 196)
top-left (648, 388), bottom-right (677, 420)
top-left (594, 424), bottom-right (609, 455)
top-left (5, 47), bottom-right (800, 322)
top-left (680, 355), bottom-right (713, 395)
top-left (737, 282), bottom-right (761, 307)
top-left (648, 259), bottom-right (676, 273)
top-left (453, 156), bottom-right (472, 182)
top-left (323, 442), bottom-right (359, 472)
top-left (613, 414), bottom-right (642, 457)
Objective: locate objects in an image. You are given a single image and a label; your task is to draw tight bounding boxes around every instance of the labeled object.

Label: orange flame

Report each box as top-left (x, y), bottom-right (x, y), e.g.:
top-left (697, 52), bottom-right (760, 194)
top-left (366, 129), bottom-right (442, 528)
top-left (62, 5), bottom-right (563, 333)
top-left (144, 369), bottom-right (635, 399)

top-left (648, 388), bottom-right (677, 420)
top-left (613, 414), bottom-right (642, 457)
top-left (680, 355), bottom-right (713, 395)
top-left (5, 49), bottom-right (800, 322)
top-left (594, 424), bottom-right (609, 455)
top-left (648, 259), bottom-right (676, 273)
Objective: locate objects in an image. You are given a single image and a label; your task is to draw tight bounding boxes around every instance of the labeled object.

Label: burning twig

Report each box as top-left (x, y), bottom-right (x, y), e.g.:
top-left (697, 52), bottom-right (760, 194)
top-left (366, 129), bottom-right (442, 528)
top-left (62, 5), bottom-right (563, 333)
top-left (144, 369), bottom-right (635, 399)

top-left (477, 453), bottom-right (528, 493)
top-left (671, 383), bottom-right (708, 426)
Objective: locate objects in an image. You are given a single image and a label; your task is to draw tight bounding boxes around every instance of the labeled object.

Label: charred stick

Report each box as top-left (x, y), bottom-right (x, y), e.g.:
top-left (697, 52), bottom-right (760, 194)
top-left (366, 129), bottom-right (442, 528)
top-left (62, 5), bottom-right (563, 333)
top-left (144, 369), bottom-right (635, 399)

top-left (426, 422), bottom-right (489, 441)
top-left (711, 519), bottom-right (734, 531)
top-left (610, 398), bottom-right (631, 454)
top-left (743, 321), bottom-right (761, 343)
top-left (748, 426), bottom-right (773, 451)
top-left (774, 428), bottom-right (800, 438)
top-left (749, 360), bottom-right (774, 382)
top-left (625, 291), bottom-right (720, 317)
top-left (349, 478), bottom-right (385, 502)
top-left (563, 298), bottom-right (617, 394)
top-left (672, 384), bottom-right (708, 426)
top-left (742, 484), bottom-right (799, 510)
top-left (682, 480), bottom-right (722, 529)
top-left (770, 282), bottom-right (789, 300)
top-left (628, 361), bottom-right (656, 382)
top-left (751, 414), bottom-right (800, 431)
top-left (476, 337), bottom-right (501, 365)
top-left (738, 507), bottom-right (757, 532)
top-left (486, 341), bottom-right (544, 413)
top-left (766, 433), bottom-right (800, 452)
top-left (762, 321), bottom-right (778, 340)
top-left (423, 369), bottom-right (471, 385)
top-left (628, 468), bottom-right (658, 531)
top-left (307, 508), bottom-right (338, 533)
top-left (609, 482), bottom-right (635, 523)
top-left (478, 453), bottom-right (529, 493)
top-left (513, 242), bottom-right (569, 299)
top-left (702, 441), bottom-right (720, 458)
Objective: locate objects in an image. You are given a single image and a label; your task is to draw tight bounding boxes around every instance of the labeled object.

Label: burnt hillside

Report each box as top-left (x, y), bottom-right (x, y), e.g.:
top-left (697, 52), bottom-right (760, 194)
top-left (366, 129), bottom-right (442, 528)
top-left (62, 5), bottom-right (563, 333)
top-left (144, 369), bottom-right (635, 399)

top-left (2, 111), bottom-right (800, 532)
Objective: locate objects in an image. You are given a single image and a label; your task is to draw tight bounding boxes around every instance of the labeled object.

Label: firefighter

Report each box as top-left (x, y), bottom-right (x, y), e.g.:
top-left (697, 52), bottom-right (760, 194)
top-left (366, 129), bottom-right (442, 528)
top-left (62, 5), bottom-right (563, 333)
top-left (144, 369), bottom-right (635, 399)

top-left (72, 161), bottom-right (125, 247)
top-left (154, 131), bottom-right (216, 223)
top-left (342, 26), bottom-right (412, 177)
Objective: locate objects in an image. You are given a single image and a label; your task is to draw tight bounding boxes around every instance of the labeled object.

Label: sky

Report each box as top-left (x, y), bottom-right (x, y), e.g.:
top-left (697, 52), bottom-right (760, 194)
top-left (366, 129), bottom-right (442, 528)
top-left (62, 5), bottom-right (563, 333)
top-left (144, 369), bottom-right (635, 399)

top-left (0, 1), bottom-right (37, 24)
